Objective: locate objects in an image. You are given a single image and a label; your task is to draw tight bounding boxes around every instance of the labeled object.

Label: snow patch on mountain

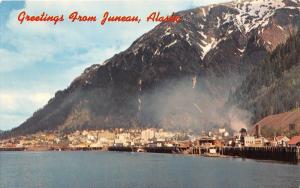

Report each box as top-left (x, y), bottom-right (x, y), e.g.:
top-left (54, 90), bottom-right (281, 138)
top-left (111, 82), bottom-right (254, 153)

top-left (165, 40), bottom-right (178, 48)
top-left (103, 0), bottom-right (300, 64)
top-left (199, 37), bottom-right (218, 59)
top-left (229, 0), bottom-right (299, 33)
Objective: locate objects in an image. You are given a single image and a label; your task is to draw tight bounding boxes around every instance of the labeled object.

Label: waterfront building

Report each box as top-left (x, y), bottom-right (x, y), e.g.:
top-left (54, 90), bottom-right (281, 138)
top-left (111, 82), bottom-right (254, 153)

top-left (239, 128), bottom-right (247, 146)
top-left (244, 136), bottom-right (265, 147)
top-left (244, 136), bottom-right (256, 147)
top-left (273, 136), bottom-right (290, 147)
top-left (141, 128), bottom-right (156, 142)
top-left (219, 128), bottom-right (226, 134)
top-left (194, 137), bottom-right (215, 148)
top-left (288, 136), bottom-right (300, 147)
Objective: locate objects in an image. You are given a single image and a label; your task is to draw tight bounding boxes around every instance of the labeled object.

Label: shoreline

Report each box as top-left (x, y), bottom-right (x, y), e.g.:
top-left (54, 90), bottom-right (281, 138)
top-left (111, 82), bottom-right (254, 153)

top-left (1, 146), bottom-right (299, 164)
top-left (1, 149), bottom-right (299, 166)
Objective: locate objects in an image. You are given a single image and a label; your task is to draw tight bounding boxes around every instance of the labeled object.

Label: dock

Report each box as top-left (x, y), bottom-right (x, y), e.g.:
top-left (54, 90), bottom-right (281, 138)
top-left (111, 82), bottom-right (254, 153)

top-left (0, 147), bottom-right (25, 151)
top-left (220, 146), bottom-right (300, 164)
top-left (1, 146), bottom-right (299, 164)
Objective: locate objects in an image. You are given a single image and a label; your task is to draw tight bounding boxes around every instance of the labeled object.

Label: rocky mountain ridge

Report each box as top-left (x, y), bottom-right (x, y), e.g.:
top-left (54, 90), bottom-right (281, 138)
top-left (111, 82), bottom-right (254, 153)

top-left (2, 0), bottom-right (300, 138)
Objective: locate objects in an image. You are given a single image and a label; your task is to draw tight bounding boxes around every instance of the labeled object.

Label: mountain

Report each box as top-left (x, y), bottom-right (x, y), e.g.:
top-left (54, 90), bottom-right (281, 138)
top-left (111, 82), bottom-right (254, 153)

top-left (3, 0), bottom-right (300, 138)
top-left (230, 29), bottom-right (300, 133)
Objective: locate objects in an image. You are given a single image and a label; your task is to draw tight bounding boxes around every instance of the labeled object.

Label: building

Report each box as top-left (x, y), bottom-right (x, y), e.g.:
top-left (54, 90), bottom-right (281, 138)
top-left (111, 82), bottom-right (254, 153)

top-left (254, 124), bottom-right (261, 138)
top-left (274, 136), bottom-right (290, 147)
top-left (141, 129), bottom-right (156, 142)
top-left (219, 128), bottom-right (226, 134)
top-left (244, 136), bottom-right (265, 147)
top-left (177, 140), bottom-right (192, 148)
top-left (194, 137), bottom-right (215, 147)
top-left (288, 136), bottom-right (300, 147)
top-left (239, 128), bottom-right (247, 146)
top-left (244, 136), bottom-right (255, 147)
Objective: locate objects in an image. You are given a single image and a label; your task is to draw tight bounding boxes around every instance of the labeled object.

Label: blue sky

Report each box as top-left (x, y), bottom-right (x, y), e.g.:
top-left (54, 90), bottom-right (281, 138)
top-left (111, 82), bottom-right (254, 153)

top-left (0, 0), bottom-right (229, 130)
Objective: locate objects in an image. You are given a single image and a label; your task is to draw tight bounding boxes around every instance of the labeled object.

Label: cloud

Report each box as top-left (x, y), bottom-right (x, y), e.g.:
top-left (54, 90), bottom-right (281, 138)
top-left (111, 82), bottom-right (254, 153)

top-left (29, 92), bottom-right (53, 107)
top-left (0, 114), bottom-right (26, 131)
top-left (0, 43), bottom-right (56, 72)
top-left (0, 93), bottom-right (17, 111)
top-left (0, 90), bottom-right (53, 130)
top-left (1, 0), bottom-right (230, 72)
top-left (0, 91), bottom-right (53, 113)
top-left (63, 46), bottom-right (127, 82)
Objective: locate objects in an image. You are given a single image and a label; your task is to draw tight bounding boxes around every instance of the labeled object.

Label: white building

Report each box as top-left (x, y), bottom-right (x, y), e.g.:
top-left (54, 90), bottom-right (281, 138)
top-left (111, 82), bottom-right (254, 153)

top-left (244, 136), bottom-right (256, 147)
top-left (219, 128), bottom-right (226, 134)
top-left (274, 136), bottom-right (290, 147)
top-left (224, 132), bottom-right (229, 137)
top-left (244, 136), bottom-right (265, 147)
top-left (141, 129), bottom-right (156, 142)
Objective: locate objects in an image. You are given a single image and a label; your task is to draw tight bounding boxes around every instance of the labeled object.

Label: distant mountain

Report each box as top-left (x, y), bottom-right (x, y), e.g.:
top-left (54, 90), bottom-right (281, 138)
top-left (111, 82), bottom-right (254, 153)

top-left (230, 29), bottom-right (300, 128)
top-left (3, 0), bottom-right (300, 138)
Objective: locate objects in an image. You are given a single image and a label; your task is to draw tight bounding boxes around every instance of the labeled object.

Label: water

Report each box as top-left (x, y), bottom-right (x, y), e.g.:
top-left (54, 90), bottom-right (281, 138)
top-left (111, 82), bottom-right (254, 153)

top-left (0, 151), bottom-right (299, 188)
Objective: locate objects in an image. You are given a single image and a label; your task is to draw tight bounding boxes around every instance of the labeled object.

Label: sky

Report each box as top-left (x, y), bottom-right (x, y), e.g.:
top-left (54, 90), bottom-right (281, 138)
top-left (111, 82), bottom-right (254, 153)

top-left (0, 0), bottom-right (229, 131)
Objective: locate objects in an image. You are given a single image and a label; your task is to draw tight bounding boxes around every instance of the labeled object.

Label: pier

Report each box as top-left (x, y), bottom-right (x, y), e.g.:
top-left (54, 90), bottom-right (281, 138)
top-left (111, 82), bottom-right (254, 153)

top-left (65, 147), bottom-right (102, 151)
top-left (0, 147), bottom-right (25, 151)
top-left (144, 146), bottom-right (177, 153)
top-left (108, 146), bottom-right (136, 152)
top-left (1, 146), bottom-right (299, 164)
top-left (220, 146), bottom-right (300, 164)
top-left (107, 146), bottom-right (178, 153)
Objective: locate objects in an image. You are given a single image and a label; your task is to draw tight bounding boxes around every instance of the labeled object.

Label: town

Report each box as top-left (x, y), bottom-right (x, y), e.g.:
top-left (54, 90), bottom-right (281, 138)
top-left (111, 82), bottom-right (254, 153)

top-left (1, 124), bottom-right (300, 163)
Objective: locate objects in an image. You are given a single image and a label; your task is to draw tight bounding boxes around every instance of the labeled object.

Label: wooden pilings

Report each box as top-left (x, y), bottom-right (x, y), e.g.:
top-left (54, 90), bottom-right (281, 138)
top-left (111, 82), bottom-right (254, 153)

top-left (66, 147), bottom-right (103, 151)
top-left (1, 146), bottom-right (299, 164)
top-left (144, 147), bottom-right (176, 153)
top-left (108, 146), bottom-right (136, 152)
top-left (0, 147), bottom-right (25, 151)
top-left (107, 146), bottom-right (179, 154)
top-left (220, 147), bottom-right (300, 164)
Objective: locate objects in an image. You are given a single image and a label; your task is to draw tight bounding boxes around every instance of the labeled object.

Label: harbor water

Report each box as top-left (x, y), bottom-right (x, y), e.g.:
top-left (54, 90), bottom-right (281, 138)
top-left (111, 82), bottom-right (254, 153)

top-left (0, 151), bottom-right (299, 188)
